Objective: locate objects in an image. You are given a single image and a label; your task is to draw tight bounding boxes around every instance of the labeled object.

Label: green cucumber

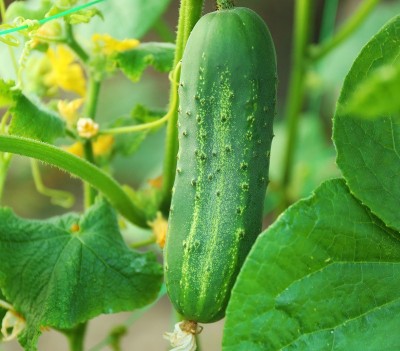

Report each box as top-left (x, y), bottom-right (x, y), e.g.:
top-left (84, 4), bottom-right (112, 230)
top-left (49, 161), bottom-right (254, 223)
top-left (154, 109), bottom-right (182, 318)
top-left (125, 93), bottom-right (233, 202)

top-left (164, 6), bottom-right (277, 323)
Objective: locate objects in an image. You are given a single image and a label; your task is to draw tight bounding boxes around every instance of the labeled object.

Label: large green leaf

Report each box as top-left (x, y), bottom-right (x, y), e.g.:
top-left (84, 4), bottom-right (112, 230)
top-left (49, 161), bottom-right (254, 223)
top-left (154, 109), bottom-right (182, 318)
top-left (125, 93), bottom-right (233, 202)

top-left (344, 62), bottom-right (400, 118)
top-left (223, 179), bottom-right (400, 351)
top-left (75, 0), bottom-right (172, 40)
top-left (333, 15), bottom-right (400, 231)
top-left (0, 200), bottom-right (163, 350)
top-left (9, 94), bottom-right (65, 143)
top-left (116, 42), bottom-right (175, 82)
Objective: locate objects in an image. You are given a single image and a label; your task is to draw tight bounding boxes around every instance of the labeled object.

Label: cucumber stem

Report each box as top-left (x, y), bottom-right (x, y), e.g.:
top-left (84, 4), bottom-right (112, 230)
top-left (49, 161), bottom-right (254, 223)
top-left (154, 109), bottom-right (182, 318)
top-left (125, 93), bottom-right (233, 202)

top-left (65, 323), bottom-right (87, 351)
top-left (0, 135), bottom-right (148, 227)
top-left (280, 0), bottom-right (314, 209)
top-left (160, 0), bottom-right (205, 213)
top-left (216, 0), bottom-right (234, 10)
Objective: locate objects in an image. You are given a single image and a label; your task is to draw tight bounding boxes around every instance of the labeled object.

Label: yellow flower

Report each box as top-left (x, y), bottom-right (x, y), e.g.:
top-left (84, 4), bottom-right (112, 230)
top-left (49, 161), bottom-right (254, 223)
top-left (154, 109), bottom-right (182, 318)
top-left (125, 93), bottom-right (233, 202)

top-left (64, 142), bottom-right (84, 157)
top-left (147, 175), bottom-right (163, 189)
top-left (44, 45), bottom-right (86, 96)
top-left (57, 98), bottom-right (84, 126)
top-left (64, 135), bottom-right (114, 158)
top-left (149, 212), bottom-right (168, 249)
top-left (92, 33), bottom-right (139, 55)
top-left (93, 135), bottom-right (114, 156)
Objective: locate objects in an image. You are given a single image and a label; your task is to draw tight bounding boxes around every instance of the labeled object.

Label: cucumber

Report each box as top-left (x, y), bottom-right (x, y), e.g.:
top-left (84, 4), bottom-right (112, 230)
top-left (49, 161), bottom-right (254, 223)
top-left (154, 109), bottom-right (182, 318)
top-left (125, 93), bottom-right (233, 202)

top-left (164, 6), bottom-right (277, 323)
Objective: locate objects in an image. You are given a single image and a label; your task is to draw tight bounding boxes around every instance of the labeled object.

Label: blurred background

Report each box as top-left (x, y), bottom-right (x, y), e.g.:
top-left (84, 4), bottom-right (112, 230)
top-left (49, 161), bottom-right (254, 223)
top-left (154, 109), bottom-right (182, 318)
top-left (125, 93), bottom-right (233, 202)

top-left (1, 0), bottom-right (400, 350)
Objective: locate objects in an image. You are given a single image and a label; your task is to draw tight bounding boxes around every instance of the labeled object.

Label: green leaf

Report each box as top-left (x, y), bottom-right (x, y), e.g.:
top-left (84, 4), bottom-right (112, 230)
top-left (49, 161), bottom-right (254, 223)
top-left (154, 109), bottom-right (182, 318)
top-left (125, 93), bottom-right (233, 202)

top-left (116, 42), bottom-right (175, 82)
top-left (5, 0), bottom-right (51, 21)
top-left (76, 0), bottom-right (172, 40)
top-left (0, 200), bottom-right (163, 350)
top-left (9, 94), bottom-right (65, 143)
top-left (344, 62), bottom-right (400, 118)
top-left (223, 179), bottom-right (400, 351)
top-left (0, 80), bottom-right (18, 108)
top-left (333, 15), bottom-right (400, 231)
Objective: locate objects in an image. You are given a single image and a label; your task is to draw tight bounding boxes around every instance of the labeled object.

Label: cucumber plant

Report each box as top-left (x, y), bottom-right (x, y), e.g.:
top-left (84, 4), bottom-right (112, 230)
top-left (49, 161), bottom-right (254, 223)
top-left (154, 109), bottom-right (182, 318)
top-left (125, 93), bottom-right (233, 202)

top-left (0, 0), bottom-right (399, 350)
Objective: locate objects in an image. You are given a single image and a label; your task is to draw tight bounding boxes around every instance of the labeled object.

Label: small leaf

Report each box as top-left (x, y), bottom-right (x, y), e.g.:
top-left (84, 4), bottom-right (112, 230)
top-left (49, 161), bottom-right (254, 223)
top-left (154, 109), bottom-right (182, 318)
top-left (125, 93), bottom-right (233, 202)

top-left (0, 200), bottom-right (163, 350)
top-left (116, 42), bottom-right (175, 82)
top-left (333, 15), bottom-right (400, 231)
top-left (9, 94), bottom-right (65, 143)
top-left (343, 62), bottom-right (400, 118)
top-left (223, 179), bottom-right (400, 351)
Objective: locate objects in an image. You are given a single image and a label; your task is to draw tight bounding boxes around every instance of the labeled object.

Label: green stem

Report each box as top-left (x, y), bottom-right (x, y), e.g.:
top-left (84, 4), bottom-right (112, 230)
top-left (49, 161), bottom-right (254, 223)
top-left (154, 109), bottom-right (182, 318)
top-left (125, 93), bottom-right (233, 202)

top-left (81, 76), bottom-right (101, 208)
top-left (0, 0), bottom-right (5, 21)
top-left (84, 77), bottom-right (101, 119)
top-left (130, 235), bottom-right (156, 249)
top-left (160, 0), bottom-right (204, 213)
top-left (0, 110), bottom-right (11, 203)
top-left (309, 0), bottom-right (339, 114)
top-left (309, 0), bottom-right (381, 61)
top-left (0, 135), bottom-right (148, 227)
top-left (83, 140), bottom-right (97, 208)
top-left (280, 0), bottom-right (314, 208)
top-left (101, 113), bottom-right (169, 135)
top-left (31, 159), bottom-right (75, 208)
top-left (216, 0), bottom-right (234, 10)
top-left (0, 153), bottom-right (12, 203)
top-left (65, 23), bottom-right (89, 63)
top-left (65, 323), bottom-right (87, 351)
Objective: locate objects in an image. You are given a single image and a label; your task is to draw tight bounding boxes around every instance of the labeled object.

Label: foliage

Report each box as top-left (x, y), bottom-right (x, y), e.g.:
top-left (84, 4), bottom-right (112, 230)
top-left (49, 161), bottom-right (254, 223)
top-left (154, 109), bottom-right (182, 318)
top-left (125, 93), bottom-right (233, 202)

top-left (0, 200), bottom-right (163, 350)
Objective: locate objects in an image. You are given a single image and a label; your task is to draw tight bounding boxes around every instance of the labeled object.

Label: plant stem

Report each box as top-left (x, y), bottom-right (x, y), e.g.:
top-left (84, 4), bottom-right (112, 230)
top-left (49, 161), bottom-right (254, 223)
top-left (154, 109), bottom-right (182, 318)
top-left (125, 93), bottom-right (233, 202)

top-left (0, 153), bottom-right (11, 203)
top-left (0, 0), bottom-right (5, 20)
top-left (101, 113), bottom-right (169, 135)
top-left (309, 0), bottom-right (381, 61)
top-left (309, 0), bottom-right (339, 114)
top-left (280, 0), bottom-right (314, 208)
top-left (0, 135), bottom-right (148, 227)
top-left (65, 23), bottom-right (89, 63)
top-left (83, 140), bottom-right (97, 208)
top-left (84, 77), bottom-right (101, 119)
top-left (216, 0), bottom-right (234, 10)
top-left (0, 111), bottom-right (11, 203)
top-left (82, 77), bottom-right (102, 208)
top-left (130, 235), bottom-right (156, 249)
top-left (31, 159), bottom-right (75, 208)
top-left (65, 323), bottom-right (87, 351)
top-left (161, 0), bottom-right (204, 213)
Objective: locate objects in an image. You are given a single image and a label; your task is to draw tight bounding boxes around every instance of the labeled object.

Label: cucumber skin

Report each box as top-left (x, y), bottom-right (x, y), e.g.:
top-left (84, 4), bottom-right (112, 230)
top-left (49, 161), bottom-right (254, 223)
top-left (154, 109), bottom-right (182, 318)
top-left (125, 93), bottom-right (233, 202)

top-left (164, 7), bottom-right (277, 323)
